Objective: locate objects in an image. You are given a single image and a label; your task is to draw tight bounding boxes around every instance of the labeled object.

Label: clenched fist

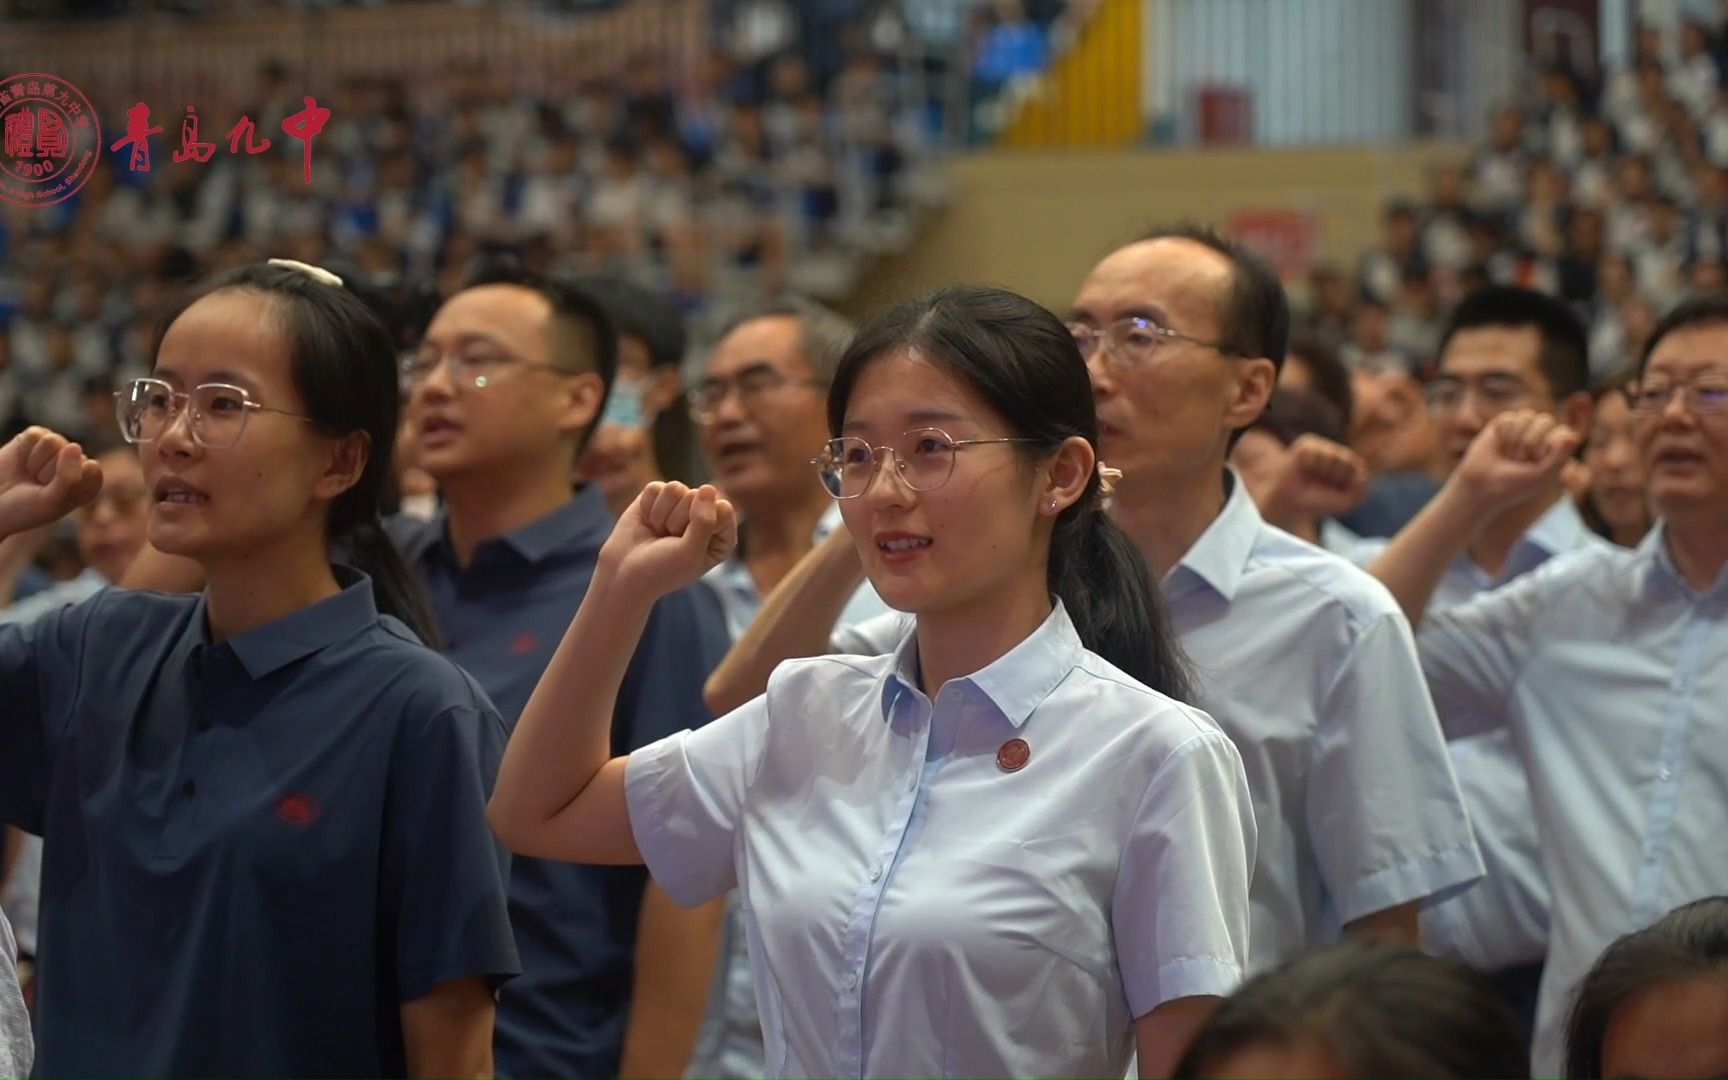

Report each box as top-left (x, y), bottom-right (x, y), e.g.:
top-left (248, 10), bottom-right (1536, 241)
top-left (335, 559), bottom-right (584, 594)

top-left (1452, 409), bottom-right (1581, 514)
top-left (598, 481), bottom-right (738, 598)
top-left (1261, 435), bottom-right (1371, 526)
top-left (0, 427), bottom-right (104, 541)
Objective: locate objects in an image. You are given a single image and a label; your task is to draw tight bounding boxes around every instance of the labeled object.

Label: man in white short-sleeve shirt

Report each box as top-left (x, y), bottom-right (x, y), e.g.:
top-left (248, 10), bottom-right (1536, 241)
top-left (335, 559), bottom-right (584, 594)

top-left (1369, 294), bottom-right (1728, 1076)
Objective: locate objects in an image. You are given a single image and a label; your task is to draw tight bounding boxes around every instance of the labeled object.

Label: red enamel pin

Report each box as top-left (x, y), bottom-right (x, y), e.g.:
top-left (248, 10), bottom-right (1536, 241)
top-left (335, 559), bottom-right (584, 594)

top-left (996, 738), bottom-right (1031, 773)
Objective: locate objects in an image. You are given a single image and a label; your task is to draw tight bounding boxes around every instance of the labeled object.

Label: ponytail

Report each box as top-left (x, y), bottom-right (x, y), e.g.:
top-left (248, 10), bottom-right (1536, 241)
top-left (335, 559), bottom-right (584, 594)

top-left (339, 518), bottom-right (442, 649)
top-left (1048, 492), bottom-right (1192, 702)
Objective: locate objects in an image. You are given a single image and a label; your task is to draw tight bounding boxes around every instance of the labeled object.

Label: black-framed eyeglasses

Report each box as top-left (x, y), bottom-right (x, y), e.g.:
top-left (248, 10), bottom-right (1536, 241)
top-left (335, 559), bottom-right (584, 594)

top-left (1066, 316), bottom-right (1235, 370)
top-left (1630, 373), bottom-right (1728, 415)
top-left (687, 366), bottom-right (822, 424)
top-left (811, 427), bottom-right (1038, 499)
top-left (1423, 373), bottom-right (1535, 415)
top-left (115, 377), bottom-right (313, 450)
top-left (399, 345), bottom-right (570, 392)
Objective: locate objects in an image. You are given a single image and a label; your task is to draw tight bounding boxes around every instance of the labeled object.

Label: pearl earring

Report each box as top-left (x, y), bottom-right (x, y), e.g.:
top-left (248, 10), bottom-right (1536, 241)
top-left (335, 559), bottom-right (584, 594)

top-left (1049, 500), bottom-right (1058, 510)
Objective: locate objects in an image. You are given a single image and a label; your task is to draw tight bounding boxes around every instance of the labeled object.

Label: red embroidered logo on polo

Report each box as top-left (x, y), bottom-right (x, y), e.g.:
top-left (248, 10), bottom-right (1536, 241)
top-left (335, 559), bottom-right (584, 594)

top-left (275, 794), bottom-right (321, 826)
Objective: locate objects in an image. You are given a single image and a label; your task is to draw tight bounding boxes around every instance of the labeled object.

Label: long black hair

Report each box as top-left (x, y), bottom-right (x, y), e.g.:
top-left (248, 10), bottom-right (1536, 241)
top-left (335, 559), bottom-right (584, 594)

top-left (154, 262), bottom-right (440, 646)
top-left (1565, 896), bottom-right (1728, 1078)
top-left (826, 285), bottom-right (1191, 700)
top-left (1174, 939), bottom-right (1529, 1078)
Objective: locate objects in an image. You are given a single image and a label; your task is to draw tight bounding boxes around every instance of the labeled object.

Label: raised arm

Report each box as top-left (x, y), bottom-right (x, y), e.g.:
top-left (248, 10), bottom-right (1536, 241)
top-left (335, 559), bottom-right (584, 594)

top-left (1368, 410), bottom-right (1578, 628)
top-left (703, 523), bottom-right (865, 717)
top-left (487, 482), bottom-right (736, 865)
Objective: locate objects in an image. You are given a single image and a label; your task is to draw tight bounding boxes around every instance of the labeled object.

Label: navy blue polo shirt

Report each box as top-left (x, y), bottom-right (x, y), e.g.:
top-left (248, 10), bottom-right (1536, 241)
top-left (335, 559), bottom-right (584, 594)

top-left (0, 569), bottom-right (520, 1079)
top-left (397, 484), bottom-right (730, 1079)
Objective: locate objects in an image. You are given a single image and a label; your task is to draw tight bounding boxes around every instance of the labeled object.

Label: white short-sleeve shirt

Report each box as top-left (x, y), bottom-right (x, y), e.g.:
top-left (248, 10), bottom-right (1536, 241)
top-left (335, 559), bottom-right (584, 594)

top-left (627, 601), bottom-right (1256, 1078)
top-left (1419, 524), bottom-right (1728, 1076)
top-left (835, 475), bottom-right (1484, 972)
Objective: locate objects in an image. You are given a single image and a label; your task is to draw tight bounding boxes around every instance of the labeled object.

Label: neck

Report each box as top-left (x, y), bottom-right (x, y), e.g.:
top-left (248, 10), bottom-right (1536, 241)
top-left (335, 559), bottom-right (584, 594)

top-left (1662, 505), bottom-right (1728, 591)
top-left (1110, 465), bottom-right (1230, 580)
top-left (914, 574), bottom-right (1052, 698)
top-left (1467, 487), bottom-right (1561, 578)
top-left (439, 457), bottom-right (576, 565)
top-left (202, 529), bottom-right (341, 641)
top-left (741, 488), bottom-right (831, 559)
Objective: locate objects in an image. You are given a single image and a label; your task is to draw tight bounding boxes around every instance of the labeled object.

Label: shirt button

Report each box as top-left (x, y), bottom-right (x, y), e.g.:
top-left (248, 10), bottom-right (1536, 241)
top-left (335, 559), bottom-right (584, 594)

top-left (844, 972), bottom-right (858, 989)
top-left (870, 865), bottom-right (882, 882)
top-left (1658, 768), bottom-right (1673, 781)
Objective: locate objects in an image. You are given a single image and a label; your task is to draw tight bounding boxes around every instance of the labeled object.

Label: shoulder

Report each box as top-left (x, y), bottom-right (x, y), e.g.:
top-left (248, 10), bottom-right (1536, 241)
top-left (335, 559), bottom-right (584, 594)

top-left (1066, 649), bottom-right (1233, 752)
top-left (766, 650), bottom-right (897, 704)
top-left (1242, 525), bottom-right (1407, 634)
top-left (358, 614), bottom-right (500, 721)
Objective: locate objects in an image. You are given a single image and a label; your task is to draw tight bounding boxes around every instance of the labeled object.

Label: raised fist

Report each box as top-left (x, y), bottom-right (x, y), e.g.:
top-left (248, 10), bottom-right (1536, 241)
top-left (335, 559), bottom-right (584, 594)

top-left (0, 427), bottom-right (104, 540)
top-left (1261, 435), bottom-right (1370, 527)
top-left (1453, 409), bottom-right (1581, 514)
top-left (598, 481), bottom-right (737, 597)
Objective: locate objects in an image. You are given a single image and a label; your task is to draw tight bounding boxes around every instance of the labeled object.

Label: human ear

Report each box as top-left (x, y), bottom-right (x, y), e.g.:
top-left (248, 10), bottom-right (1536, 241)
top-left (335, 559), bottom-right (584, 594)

top-left (1040, 435), bottom-right (1097, 515)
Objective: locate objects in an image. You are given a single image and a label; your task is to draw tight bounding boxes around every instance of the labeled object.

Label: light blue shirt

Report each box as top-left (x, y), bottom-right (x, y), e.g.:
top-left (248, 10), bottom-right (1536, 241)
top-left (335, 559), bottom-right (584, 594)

top-left (838, 474), bottom-right (1485, 972)
top-left (701, 503), bottom-right (890, 641)
top-left (627, 602), bottom-right (1256, 1078)
top-left (1360, 496), bottom-right (1606, 973)
top-left (1419, 523), bottom-right (1728, 1076)
top-left (1164, 473), bottom-right (1482, 969)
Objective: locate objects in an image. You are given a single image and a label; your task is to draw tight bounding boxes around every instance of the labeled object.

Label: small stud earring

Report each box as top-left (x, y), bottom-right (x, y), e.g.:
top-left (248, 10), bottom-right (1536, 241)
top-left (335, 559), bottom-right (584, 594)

top-left (1049, 500), bottom-right (1058, 510)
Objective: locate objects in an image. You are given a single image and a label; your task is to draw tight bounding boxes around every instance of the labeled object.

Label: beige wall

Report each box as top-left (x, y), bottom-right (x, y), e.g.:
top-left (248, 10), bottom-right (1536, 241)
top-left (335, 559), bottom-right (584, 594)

top-left (842, 141), bottom-right (1471, 318)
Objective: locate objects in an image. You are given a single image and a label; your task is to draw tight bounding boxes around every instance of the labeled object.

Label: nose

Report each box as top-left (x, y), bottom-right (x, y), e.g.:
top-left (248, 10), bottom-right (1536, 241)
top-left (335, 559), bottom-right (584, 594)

top-left (709, 385), bottom-right (750, 427)
top-left (1085, 347), bottom-right (1116, 397)
top-left (155, 401), bottom-right (199, 459)
top-left (415, 355), bottom-right (459, 402)
top-left (859, 447), bottom-right (915, 509)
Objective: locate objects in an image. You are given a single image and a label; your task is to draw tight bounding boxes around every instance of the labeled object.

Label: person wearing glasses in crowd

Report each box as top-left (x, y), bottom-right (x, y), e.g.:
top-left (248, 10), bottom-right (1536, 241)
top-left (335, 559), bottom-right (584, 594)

top-left (1353, 287), bottom-right (1604, 1026)
top-left (393, 262), bottom-right (730, 1080)
top-left (0, 437), bottom-right (152, 995)
top-left (0, 261), bottom-right (519, 1077)
top-left (489, 285), bottom-right (1257, 1078)
top-left (1368, 293), bottom-right (1728, 1075)
top-left (624, 299), bottom-right (893, 1079)
top-left (709, 228), bottom-right (1482, 975)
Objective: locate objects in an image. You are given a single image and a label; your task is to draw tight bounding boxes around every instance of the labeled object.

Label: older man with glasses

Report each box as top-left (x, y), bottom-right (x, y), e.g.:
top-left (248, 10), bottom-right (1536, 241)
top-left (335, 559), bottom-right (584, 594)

top-left (1368, 292), bottom-right (1728, 1076)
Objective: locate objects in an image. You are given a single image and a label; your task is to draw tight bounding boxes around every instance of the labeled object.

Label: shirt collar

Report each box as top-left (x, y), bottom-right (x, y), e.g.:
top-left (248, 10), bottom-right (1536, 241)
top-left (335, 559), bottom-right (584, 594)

top-left (1166, 469), bottom-right (1260, 602)
top-left (1523, 495), bottom-right (1596, 560)
top-left (1642, 520), bottom-right (1728, 598)
top-left (430, 485), bottom-right (613, 568)
top-left (195, 565), bottom-right (381, 681)
top-left (881, 600), bottom-right (1084, 730)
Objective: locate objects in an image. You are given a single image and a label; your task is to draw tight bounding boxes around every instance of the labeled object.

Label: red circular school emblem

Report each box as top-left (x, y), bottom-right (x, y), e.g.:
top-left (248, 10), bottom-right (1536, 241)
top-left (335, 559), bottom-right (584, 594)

top-left (996, 738), bottom-right (1031, 773)
top-left (0, 73), bottom-right (102, 209)
top-left (275, 793), bottom-right (321, 826)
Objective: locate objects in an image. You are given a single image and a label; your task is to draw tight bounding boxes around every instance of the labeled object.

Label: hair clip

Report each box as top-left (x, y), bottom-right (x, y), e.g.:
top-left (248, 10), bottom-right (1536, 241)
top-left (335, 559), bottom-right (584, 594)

top-left (267, 258), bottom-right (344, 288)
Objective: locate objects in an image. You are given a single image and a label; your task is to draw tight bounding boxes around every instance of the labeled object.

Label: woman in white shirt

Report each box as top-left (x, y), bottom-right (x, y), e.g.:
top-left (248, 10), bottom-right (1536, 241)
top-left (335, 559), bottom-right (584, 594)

top-left (490, 285), bottom-right (1257, 1078)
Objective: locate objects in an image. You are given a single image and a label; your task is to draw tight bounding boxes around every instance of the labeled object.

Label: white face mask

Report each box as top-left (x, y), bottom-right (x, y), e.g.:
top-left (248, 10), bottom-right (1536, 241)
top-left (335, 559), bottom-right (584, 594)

top-left (399, 492), bottom-right (439, 521)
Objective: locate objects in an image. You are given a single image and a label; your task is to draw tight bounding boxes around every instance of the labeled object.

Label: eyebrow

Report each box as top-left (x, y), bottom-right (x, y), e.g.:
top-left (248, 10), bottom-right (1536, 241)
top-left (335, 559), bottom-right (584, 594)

top-left (701, 361), bottom-right (779, 385)
top-left (1066, 304), bottom-right (1169, 326)
top-left (151, 368), bottom-right (260, 390)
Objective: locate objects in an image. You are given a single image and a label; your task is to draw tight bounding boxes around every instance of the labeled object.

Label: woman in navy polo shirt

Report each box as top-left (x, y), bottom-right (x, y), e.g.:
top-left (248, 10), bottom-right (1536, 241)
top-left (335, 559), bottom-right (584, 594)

top-left (0, 261), bottom-right (518, 1078)
top-left (491, 286), bottom-right (1258, 1077)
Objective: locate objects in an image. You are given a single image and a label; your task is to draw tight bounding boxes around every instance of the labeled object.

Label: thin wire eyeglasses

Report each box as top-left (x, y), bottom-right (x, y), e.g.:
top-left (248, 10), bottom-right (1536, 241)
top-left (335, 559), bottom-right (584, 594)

top-left (115, 377), bottom-right (313, 450)
top-left (811, 427), bottom-right (1037, 499)
top-left (1065, 316), bottom-right (1236, 370)
top-left (399, 346), bottom-right (571, 391)
top-left (1630, 374), bottom-right (1728, 415)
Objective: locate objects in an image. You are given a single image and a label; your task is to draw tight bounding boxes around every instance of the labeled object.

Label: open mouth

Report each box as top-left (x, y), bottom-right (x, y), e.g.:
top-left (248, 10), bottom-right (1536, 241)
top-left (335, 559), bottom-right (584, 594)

top-left (420, 416), bottom-right (463, 444)
top-left (876, 533), bottom-right (932, 561)
top-left (1655, 448), bottom-right (1705, 467)
top-left (155, 478), bottom-right (209, 506)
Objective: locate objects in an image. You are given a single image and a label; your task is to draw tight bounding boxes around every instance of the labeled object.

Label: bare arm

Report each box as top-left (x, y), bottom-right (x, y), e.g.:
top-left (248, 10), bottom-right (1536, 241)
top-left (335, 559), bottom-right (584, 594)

top-left (1367, 411), bottom-right (1579, 628)
top-left (703, 524), bottom-right (864, 717)
top-left (488, 483), bottom-right (736, 866)
top-left (1344, 900), bottom-right (1421, 946)
top-left (117, 542), bottom-right (206, 593)
top-left (0, 527), bottom-right (51, 608)
top-left (618, 885), bottom-right (727, 1079)
top-left (1135, 995), bottom-right (1221, 1078)
top-left (400, 976), bottom-right (495, 1079)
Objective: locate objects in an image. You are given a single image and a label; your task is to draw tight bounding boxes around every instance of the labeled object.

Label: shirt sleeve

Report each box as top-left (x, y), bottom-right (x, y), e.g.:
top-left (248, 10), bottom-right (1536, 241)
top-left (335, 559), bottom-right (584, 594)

top-left (625, 691), bottom-right (771, 909)
top-left (0, 909), bottom-right (30, 1079)
top-left (1113, 729), bottom-right (1256, 1016)
top-left (0, 597), bottom-right (89, 833)
top-left (1417, 563), bottom-right (1551, 740)
top-left (1307, 612), bottom-right (1486, 925)
top-left (382, 696), bottom-right (521, 1002)
top-left (829, 611), bottom-right (913, 655)
top-left (615, 583), bottom-right (731, 753)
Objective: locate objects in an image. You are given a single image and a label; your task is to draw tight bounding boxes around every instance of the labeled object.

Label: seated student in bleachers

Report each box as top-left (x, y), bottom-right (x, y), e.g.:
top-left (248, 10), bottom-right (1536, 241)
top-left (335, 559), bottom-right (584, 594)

top-left (0, 261), bottom-right (518, 1078)
top-left (1368, 293), bottom-right (1728, 1074)
top-left (1174, 939), bottom-right (1528, 1079)
top-left (489, 285), bottom-right (1257, 1078)
top-left (1228, 386), bottom-right (1370, 554)
top-left (1564, 896), bottom-right (1728, 1079)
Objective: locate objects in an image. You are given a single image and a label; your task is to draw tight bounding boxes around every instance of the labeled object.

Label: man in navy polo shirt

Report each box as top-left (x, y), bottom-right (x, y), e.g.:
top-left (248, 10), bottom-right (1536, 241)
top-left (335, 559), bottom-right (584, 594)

top-left (397, 261), bottom-right (729, 1078)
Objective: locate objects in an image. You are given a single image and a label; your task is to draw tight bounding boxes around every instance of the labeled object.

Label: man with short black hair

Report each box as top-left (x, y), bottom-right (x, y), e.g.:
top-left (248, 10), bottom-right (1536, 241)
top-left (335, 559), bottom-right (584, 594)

top-left (1370, 293), bottom-right (1728, 1074)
